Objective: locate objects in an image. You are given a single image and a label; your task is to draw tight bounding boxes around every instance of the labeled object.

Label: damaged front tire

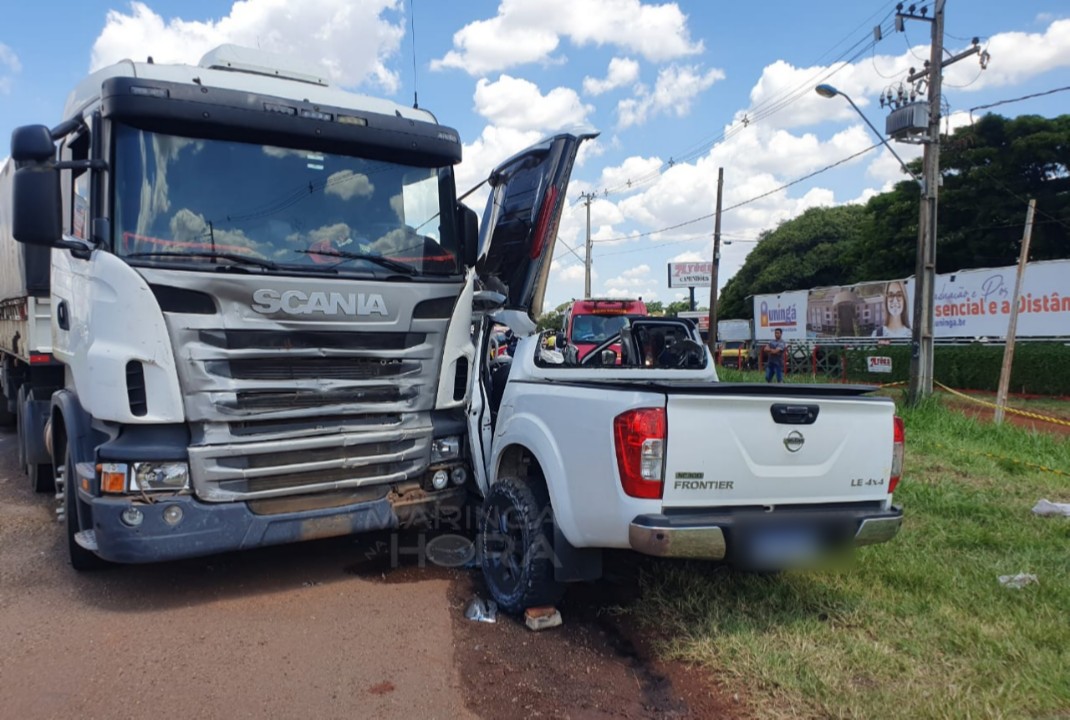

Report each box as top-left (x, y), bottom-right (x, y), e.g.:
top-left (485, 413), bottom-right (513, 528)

top-left (478, 476), bottom-right (564, 614)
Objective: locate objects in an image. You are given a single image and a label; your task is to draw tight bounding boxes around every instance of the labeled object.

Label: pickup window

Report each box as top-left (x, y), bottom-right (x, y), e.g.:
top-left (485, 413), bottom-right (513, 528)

top-left (538, 319), bottom-right (707, 370)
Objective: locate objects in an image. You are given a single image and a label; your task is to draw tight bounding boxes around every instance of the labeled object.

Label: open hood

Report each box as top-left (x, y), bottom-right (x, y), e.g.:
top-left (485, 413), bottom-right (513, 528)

top-left (476, 129), bottom-right (598, 332)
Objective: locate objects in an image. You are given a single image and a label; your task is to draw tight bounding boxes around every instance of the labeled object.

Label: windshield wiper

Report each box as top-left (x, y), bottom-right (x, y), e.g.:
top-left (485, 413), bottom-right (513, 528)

top-left (293, 249), bottom-right (418, 275)
top-left (126, 250), bottom-right (279, 270)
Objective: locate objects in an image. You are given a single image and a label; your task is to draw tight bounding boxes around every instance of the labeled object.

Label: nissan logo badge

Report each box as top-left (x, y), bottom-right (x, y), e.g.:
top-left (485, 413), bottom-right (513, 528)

top-left (784, 431), bottom-right (805, 453)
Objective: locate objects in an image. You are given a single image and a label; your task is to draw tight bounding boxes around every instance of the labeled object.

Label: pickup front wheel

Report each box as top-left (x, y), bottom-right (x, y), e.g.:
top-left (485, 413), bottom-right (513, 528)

top-left (478, 476), bottom-right (565, 614)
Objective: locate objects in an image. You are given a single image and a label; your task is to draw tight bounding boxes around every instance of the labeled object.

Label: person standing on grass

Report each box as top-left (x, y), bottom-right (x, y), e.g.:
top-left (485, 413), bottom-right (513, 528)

top-left (764, 328), bottom-right (786, 383)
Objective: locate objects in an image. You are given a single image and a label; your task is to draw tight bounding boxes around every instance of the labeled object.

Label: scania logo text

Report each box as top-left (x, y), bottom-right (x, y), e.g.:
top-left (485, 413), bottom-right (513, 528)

top-left (784, 431), bottom-right (805, 453)
top-left (251, 289), bottom-right (388, 316)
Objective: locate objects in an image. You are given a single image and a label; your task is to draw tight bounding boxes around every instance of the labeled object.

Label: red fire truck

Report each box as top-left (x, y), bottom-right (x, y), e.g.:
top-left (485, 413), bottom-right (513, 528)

top-left (562, 298), bottom-right (647, 361)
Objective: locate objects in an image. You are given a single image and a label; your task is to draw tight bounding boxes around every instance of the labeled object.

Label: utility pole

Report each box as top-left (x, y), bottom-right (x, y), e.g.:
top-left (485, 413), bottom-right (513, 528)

top-left (994, 199), bottom-right (1036, 425)
top-left (896, 1), bottom-right (981, 405)
top-left (899, 0), bottom-right (979, 406)
top-left (905, 0), bottom-right (944, 406)
top-left (579, 192), bottom-right (596, 299)
top-left (707, 168), bottom-right (724, 353)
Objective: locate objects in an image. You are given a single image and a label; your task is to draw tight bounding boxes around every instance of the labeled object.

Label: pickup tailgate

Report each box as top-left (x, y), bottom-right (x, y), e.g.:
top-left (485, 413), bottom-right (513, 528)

top-left (662, 392), bottom-right (895, 508)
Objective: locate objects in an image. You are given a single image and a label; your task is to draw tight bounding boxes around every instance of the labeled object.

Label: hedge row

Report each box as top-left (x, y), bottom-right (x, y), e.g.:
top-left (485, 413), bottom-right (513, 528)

top-left (829, 342), bottom-right (1070, 396)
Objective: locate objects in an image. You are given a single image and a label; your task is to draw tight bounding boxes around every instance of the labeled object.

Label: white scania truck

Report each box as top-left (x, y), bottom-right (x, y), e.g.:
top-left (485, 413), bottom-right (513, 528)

top-left (2, 45), bottom-right (590, 569)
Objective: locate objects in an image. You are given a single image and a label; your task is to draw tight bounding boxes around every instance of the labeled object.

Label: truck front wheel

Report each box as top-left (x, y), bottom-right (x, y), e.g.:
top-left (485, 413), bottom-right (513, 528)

top-left (478, 476), bottom-right (565, 614)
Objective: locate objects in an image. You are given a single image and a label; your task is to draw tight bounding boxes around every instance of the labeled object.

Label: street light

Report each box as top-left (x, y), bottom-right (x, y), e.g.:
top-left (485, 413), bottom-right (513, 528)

top-left (814, 84), bottom-right (922, 189)
top-left (815, 82), bottom-right (935, 407)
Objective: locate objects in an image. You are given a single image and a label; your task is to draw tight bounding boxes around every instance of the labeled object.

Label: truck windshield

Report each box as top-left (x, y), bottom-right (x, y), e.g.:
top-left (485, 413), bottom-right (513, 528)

top-left (571, 314), bottom-right (629, 343)
top-left (112, 125), bottom-right (459, 276)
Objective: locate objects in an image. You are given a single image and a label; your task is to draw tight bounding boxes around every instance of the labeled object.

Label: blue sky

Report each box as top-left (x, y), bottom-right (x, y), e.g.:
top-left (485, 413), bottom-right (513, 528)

top-left (1, 0), bottom-right (1067, 311)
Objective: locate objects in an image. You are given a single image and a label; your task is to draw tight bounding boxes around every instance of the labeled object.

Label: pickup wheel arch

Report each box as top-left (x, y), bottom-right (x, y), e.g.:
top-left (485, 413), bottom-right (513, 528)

top-left (489, 420), bottom-right (585, 548)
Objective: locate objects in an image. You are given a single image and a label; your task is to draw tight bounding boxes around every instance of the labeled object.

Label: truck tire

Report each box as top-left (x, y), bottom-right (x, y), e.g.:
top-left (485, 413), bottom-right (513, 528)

top-left (478, 475), bottom-right (565, 614)
top-left (63, 445), bottom-right (109, 572)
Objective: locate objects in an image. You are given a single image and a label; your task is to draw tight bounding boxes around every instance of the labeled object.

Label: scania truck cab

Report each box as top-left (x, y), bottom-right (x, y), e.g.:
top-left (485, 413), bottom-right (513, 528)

top-left (5, 44), bottom-right (591, 569)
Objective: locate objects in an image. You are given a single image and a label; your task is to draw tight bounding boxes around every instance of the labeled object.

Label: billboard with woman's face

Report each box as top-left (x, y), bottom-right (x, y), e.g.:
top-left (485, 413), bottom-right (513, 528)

top-left (750, 259), bottom-right (1070, 341)
top-left (805, 280), bottom-right (912, 339)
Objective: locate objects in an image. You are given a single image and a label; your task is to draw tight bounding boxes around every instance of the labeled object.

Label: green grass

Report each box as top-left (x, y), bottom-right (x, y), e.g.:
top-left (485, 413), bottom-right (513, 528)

top-left (636, 397), bottom-right (1070, 719)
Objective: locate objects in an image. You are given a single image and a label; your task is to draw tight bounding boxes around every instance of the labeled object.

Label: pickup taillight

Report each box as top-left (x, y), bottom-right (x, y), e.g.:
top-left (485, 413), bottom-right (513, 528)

top-left (613, 408), bottom-right (666, 499)
top-left (890, 415), bottom-right (905, 494)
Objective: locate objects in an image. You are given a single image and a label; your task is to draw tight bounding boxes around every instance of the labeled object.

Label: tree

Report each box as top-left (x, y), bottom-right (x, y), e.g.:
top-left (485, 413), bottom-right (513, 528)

top-left (719, 114), bottom-right (1069, 311)
top-left (536, 301), bottom-right (571, 331)
top-left (718, 204), bottom-right (867, 318)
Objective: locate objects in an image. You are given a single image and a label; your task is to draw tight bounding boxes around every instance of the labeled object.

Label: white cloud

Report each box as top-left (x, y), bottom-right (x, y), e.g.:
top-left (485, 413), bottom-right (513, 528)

top-left (432, 0), bottom-right (701, 76)
top-left (595, 155), bottom-right (664, 194)
top-left (0, 42), bottom-right (20, 94)
top-left (864, 144), bottom-right (922, 192)
top-left (90, 0), bottom-right (406, 91)
top-left (604, 286), bottom-right (658, 301)
top-left (670, 250), bottom-right (704, 263)
top-left (473, 75), bottom-right (592, 131)
top-left (583, 57), bottom-right (640, 96)
top-left (618, 64), bottom-right (724, 129)
top-left (324, 170), bottom-right (374, 201)
top-left (559, 264), bottom-right (589, 282)
top-left (605, 264), bottom-right (652, 289)
top-left (737, 17), bottom-right (1070, 134)
top-left (948, 19), bottom-right (1070, 90)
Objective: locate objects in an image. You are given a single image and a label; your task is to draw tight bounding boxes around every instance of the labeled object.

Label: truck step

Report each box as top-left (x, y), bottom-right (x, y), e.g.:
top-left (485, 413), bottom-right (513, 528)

top-left (73, 530), bottom-right (99, 551)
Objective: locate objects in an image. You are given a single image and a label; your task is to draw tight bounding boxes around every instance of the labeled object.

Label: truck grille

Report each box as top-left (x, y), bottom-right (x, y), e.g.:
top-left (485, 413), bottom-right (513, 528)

top-left (140, 269), bottom-right (462, 500)
top-left (198, 329), bottom-right (425, 351)
top-left (210, 357), bottom-right (420, 381)
top-left (188, 424), bottom-right (430, 502)
top-left (230, 387), bottom-right (407, 411)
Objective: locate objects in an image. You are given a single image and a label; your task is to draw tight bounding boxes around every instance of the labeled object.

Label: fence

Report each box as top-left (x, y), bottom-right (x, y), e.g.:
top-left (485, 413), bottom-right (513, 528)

top-left (753, 340), bottom-right (1070, 395)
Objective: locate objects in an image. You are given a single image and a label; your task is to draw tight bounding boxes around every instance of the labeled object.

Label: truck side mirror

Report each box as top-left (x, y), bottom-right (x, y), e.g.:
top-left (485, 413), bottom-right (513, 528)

top-left (12, 128), bottom-right (62, 248)
top-left (11, 125), bottom-right (56, 163)
top-left (458, 204), bottom-right (479, 268)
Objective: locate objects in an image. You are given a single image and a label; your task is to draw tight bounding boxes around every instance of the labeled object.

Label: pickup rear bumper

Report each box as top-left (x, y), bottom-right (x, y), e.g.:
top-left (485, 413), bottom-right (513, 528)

top-left (629, 504), bottom-right (903, 560)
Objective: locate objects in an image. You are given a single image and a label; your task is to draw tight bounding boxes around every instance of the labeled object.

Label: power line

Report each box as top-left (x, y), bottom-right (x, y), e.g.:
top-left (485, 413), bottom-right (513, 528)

top-left (598, 4), bottom-right (899, 197)
top-left (968, 85), bottom-right (1070, 116)
top-left (593, 143), bottom-right (881, 245)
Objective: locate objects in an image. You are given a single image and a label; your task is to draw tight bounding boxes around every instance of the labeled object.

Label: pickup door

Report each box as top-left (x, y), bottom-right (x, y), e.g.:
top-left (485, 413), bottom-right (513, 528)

top-left (661, 386), bottom-right (896, 509)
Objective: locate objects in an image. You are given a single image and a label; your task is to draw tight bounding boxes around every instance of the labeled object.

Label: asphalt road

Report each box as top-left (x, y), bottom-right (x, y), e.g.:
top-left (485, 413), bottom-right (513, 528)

top-left (0, 427), bottom-right (731, 719)
top-left (0, 429), bottom-right (474, 720)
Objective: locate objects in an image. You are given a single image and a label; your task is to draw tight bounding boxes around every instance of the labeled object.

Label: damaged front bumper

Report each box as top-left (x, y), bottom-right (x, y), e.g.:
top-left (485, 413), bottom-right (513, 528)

top-left (80, 484), bottom-right (466, 564)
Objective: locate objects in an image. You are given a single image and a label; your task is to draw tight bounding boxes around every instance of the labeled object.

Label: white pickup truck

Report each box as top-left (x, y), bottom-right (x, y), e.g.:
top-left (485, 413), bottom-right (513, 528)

top-left (467, 320), bottom-right (904, 611)
top-left (463, 132), bottom-right (903, 613)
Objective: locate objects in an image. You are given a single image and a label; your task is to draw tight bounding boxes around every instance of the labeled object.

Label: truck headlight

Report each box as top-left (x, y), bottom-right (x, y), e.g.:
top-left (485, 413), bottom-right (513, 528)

top-left (131, 462), bottom-right (190, 492)
top-left (431, 436), bottom-right (461, 463)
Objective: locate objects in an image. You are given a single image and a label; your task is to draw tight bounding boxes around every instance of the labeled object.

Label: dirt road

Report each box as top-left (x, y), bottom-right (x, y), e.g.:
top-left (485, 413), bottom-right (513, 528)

top-left (0, 429), bottom-right (732, 719)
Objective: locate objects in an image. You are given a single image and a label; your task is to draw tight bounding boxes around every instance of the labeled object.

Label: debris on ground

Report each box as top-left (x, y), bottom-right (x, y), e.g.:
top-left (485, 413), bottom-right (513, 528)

top-left (1031, 499), bottom-right (1070, 517)
top-left (998, 573), bottom-right (1039, 589)
top-left (524, 606), bottom-right (563, 632)
top-left (464, 596), bottom-right (498, 623)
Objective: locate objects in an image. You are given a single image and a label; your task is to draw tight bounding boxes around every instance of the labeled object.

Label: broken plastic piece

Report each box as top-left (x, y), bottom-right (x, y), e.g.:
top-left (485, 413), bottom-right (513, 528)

top-left (464, 596), bottom-right (498, 623)
top-left (524, 606), bottom-right (563, 632)
top-left (1031, 499), bottom-right (1070, 517)
top-left (998, 573), bottom-right (1038, 589)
